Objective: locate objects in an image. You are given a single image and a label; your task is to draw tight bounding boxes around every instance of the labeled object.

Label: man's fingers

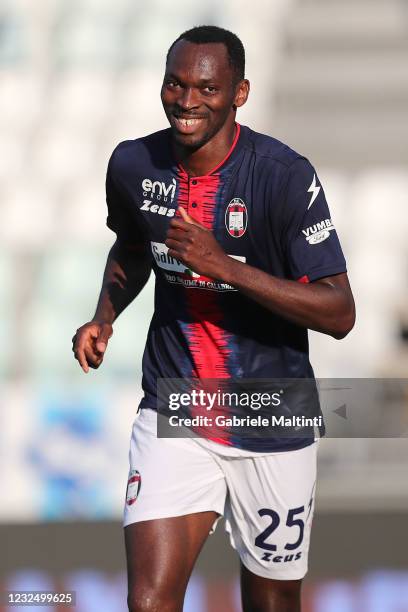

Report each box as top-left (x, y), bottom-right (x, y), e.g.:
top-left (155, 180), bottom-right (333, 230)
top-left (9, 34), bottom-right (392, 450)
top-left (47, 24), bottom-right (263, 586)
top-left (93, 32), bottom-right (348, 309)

top-left (178, 206), bottom-right (194, 223)
top-left (73, 327), bottom-right (99, 372)
top-left (178, 206), bottom-right (206, 229)
top-left (168, 248), bottom-right (188, 266)
top-left (166, 228), bottom-right (190, 242)
top-left (169, 218), bottom-right (190, 231)
top-left (84, 345), bottom-right (103, 368)
top-left (95, 324), bottom-right (112, 354)
top-left (165, 239), bottom-right (184, 253)
top-left (74, 337), bottom-right (104, 371)
top-left (73, 323), bottom-right (112, 372)
top-left (74, 344), bottom-right (90, 373)
top-left (73, 330), bottom-right (90, 372)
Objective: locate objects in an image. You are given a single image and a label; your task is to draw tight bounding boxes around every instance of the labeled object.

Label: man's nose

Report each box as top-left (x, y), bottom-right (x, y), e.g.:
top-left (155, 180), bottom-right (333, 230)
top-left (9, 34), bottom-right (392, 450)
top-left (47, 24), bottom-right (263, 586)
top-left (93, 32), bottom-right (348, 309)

top-left (177, 87), bottom-right (199, 110)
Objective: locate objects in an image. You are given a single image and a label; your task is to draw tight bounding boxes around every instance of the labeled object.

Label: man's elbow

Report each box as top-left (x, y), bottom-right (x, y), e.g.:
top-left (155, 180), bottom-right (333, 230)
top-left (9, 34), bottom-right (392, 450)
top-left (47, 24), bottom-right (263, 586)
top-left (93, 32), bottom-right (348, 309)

top-left (330, 306), bottom-right (356, 340)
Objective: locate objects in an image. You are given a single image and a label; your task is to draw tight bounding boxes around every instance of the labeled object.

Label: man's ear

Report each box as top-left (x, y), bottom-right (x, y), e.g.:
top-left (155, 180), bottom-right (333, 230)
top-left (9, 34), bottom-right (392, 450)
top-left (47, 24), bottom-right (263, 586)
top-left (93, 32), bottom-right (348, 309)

top-left (234, 79), bottom-right (250, 109)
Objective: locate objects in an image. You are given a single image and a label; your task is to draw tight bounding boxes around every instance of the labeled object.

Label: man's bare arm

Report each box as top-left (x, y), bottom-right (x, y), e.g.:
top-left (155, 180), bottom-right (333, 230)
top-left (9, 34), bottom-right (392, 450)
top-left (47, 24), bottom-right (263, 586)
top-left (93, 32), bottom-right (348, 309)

top-left (72, 240), bottom-right (151, 372)
top-left (220, 263), bottom-right (354, 339)
top-left (165, 210), bottom-right (355, 340)
top-left (93, 240), bottom-right (151, 325)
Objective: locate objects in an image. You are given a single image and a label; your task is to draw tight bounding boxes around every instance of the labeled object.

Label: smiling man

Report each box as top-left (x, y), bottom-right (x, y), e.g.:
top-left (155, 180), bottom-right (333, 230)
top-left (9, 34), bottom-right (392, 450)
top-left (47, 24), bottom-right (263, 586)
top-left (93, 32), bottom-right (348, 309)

top-left (73, 25), bottom-right (355, 612)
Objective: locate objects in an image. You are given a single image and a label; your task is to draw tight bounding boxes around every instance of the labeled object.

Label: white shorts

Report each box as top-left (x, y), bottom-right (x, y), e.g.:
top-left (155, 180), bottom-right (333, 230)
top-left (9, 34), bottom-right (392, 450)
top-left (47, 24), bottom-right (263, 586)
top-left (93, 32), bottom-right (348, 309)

top-left (124, 408), bottom-right (318, 580)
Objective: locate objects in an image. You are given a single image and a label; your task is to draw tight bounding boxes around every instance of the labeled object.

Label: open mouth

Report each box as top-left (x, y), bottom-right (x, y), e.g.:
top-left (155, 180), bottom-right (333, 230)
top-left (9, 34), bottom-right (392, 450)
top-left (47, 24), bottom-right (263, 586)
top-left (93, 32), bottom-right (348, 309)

top-left (172, 115), bottom-right (206, 134)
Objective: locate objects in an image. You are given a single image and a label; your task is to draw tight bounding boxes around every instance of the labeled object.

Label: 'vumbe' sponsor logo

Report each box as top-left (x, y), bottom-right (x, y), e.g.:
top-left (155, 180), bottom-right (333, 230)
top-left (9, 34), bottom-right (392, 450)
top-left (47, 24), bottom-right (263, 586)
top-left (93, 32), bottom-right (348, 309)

top-left (142, 177), bottom-right (176, 202)
top-left (302, 218), bottom-right (335, 245)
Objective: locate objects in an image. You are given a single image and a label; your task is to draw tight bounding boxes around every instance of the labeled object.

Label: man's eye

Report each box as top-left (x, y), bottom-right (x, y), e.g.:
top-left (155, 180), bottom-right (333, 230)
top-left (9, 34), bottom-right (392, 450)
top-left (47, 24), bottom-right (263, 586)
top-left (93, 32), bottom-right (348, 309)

top-left (204, 86), bottom-right (217, 93)
top-left (166, 81), bottom-right (180, 88)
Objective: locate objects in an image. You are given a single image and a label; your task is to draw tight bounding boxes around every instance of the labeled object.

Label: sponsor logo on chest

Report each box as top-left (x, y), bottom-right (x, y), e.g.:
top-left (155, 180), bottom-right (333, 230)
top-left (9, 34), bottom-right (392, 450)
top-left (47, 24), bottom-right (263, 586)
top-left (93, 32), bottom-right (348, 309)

top-left (140, 177), bottom-right (177, 217)
top-left (142, 177), bottom-right (176, 202)
top-left (151, 241), bottom-right (199, 276)
top-left (151, 242), bottom-right (245, 291)
top-left (302, 218), bottom-right (335, 244)
top-left (141, 200), bottom-right (176, 217)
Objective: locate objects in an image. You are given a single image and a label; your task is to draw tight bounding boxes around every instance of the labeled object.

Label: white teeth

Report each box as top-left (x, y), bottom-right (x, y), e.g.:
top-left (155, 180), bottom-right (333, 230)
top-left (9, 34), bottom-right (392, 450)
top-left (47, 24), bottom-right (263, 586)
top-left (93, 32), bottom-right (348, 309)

top-left (178, 118), bottom-right (200, 126)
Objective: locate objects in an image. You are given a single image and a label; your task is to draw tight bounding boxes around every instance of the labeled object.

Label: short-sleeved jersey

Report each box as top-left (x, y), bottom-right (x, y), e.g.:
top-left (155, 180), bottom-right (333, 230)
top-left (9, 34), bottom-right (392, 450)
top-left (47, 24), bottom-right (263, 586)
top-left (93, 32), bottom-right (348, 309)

top-left (106, 124), bottom-right (347, 452)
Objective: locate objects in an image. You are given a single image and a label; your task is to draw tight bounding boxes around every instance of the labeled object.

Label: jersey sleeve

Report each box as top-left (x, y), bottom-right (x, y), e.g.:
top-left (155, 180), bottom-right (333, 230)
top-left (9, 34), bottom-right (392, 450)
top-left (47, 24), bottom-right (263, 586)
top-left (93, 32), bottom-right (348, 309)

top-left (281, 158), bottom-right (347, 282)
top-left (105, 151), bottom-right (147, 245)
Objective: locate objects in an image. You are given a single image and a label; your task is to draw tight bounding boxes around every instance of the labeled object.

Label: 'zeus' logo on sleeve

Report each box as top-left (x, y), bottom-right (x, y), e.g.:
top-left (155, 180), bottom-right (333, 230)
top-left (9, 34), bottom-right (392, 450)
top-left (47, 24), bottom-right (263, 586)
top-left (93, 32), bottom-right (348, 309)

top-left (302, 218), bottom-right (335, 245)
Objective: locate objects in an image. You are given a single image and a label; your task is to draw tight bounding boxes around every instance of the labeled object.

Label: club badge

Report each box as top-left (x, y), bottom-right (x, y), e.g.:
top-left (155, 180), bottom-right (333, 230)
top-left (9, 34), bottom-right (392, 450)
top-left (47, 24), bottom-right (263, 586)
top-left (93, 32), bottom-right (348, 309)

top-left (225, 198), bottom-right (247, 238)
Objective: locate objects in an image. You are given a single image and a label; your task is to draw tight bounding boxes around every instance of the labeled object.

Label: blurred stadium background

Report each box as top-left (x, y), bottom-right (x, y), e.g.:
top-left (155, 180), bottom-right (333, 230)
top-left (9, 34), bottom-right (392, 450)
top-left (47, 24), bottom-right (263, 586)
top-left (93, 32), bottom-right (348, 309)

top-left (1, 0), bottom-right (408, 610)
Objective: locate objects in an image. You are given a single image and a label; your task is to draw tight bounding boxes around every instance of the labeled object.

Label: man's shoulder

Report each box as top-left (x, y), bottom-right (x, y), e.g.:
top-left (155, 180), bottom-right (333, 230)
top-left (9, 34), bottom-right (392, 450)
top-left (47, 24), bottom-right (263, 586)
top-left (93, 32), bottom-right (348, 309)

top-left (241, 125), bottom-right (307, 169)
top-left (109, 128), bottom-right (171, 171)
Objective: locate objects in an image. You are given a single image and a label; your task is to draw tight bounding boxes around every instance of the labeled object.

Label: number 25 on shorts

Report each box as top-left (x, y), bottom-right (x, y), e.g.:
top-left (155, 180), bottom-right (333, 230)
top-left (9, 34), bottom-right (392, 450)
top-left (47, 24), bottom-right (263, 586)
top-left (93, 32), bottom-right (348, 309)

top-left (255, 506), bottom-right (306, 563)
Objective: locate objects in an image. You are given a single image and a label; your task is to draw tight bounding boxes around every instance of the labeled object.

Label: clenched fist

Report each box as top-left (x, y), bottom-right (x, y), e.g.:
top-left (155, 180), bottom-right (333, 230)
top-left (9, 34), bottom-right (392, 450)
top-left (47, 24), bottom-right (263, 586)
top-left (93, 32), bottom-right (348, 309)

top-left (72, 321), bottom-right (113, 373)
top-left (165, 206), bottom-right (230, 280)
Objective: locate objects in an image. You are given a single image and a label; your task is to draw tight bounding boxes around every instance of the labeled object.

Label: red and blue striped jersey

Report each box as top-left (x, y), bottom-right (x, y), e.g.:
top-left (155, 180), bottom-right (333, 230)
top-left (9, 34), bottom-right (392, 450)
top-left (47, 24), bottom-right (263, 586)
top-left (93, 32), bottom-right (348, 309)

top-left (106, 124), bottom-right (347, 451)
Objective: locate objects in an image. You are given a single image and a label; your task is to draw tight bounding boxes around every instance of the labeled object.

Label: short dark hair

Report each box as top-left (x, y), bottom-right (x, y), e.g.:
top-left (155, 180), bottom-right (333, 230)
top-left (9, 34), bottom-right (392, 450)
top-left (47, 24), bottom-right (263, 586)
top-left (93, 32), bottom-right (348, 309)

top-left (166, 25), bottom-right (245, 83)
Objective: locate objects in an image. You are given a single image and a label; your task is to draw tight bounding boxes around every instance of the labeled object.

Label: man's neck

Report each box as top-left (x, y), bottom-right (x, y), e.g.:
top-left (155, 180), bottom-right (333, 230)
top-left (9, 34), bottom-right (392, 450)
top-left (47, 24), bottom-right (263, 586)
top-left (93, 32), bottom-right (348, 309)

top-left (174, 121), bottom-right (237, 177)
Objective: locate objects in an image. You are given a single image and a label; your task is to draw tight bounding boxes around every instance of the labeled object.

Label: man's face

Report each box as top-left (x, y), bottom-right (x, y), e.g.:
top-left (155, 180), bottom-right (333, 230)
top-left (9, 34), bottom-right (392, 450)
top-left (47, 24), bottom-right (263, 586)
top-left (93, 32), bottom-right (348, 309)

top-left (161, 40), bottom-right (247, 149)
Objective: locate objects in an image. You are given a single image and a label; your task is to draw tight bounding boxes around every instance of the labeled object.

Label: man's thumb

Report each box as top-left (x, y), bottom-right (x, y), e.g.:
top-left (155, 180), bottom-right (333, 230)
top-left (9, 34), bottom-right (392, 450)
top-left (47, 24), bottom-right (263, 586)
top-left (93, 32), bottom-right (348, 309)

top-left (96, 324), bottom-right (112, 353)
top-left (178, 206), bottom-right (205, 229)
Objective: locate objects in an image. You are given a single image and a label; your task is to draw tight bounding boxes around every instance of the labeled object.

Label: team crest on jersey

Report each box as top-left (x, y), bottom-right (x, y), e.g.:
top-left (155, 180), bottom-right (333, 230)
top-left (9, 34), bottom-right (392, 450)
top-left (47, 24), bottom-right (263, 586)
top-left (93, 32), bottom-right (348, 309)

top-left (126, 470), bottom-right (141, 506)
top-left (225, 198), bottom-right (247, 238)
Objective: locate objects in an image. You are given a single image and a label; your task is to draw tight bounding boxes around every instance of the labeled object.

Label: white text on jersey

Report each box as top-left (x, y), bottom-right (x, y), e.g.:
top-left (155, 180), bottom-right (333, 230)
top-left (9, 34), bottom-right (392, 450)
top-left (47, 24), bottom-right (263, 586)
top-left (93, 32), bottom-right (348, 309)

top-left (141, 200), bottom-right (176, 217)
top-left (142, 177), bottom-right (176, 202)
